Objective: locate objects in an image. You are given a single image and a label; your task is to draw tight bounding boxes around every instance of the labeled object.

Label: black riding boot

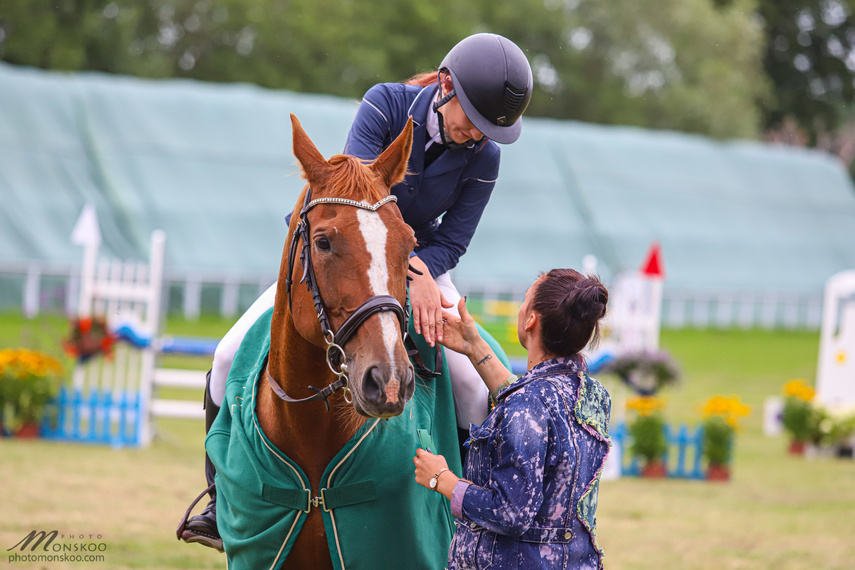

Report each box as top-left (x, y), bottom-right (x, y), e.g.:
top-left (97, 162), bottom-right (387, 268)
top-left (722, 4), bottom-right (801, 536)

top-left (177, 370), bottom-right (223, 552)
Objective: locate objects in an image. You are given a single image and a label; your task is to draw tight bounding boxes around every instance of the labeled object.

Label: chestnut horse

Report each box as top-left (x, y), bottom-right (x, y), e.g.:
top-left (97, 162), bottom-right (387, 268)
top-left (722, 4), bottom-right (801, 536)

top-left (260, 114), bottom-right (416, 567)
top-left (207, 115), bottom-right (460, 569)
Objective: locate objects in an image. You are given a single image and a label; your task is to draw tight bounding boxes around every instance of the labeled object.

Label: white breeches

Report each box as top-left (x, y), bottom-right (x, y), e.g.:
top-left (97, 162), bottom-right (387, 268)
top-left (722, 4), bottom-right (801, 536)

top-left (431, 272), bottom-right (490, 428)
top-left (208, 273), bottom-right (489, 429)
top-left (209, 282), bottom-right (277, 406)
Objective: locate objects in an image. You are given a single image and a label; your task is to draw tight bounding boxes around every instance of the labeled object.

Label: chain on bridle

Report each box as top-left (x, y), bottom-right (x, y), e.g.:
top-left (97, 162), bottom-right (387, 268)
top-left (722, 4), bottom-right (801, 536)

top-left (268, 187), bottom-right (439, 411)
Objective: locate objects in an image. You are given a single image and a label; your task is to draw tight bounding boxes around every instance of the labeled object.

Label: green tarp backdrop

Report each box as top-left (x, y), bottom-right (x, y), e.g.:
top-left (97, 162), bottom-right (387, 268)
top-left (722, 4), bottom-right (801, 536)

top-left (2, 61), bottom-right (855, 306)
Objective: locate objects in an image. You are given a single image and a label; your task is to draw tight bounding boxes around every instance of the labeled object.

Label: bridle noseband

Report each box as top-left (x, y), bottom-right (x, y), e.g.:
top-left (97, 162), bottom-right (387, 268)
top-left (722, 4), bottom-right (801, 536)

top-left (270, 187), bottom-right (414, 409)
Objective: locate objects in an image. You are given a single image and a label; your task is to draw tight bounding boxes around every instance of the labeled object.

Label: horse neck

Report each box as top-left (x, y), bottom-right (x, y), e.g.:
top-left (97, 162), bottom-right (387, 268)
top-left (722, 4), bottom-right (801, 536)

top-left (259, 300), bottom-right (366, 481)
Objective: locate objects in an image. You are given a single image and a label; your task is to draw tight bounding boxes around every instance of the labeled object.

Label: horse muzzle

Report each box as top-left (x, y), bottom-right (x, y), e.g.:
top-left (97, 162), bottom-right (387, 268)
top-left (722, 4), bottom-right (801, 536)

top-left (351, 361), bottom-right (415, 418)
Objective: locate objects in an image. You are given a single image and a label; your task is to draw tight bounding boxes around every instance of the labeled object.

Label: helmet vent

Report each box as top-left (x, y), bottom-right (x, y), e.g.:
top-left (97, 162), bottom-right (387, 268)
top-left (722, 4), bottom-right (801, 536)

top-left (504, 84), bottom-right (526, 112)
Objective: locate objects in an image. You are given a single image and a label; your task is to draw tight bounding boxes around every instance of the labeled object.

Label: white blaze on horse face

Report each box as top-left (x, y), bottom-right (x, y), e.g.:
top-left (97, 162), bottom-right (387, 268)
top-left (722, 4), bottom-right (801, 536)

top-left (356, 208), bottom-right (398, 367)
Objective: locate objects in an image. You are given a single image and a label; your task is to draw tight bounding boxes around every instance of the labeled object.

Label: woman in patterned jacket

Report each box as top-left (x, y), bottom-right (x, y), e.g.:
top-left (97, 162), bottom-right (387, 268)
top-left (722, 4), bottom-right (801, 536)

top-left (414, 268), bottom-right (611, 569)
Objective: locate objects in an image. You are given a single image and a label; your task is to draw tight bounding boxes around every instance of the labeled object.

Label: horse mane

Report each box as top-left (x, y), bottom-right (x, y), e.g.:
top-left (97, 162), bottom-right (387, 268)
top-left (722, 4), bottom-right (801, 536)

top-left (306, 154), bottom-right (389, 202)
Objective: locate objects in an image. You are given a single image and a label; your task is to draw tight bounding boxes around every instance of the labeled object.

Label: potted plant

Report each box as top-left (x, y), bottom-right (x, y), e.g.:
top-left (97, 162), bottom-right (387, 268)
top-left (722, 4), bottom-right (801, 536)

top-left (699, 395), bottom-right (751, 481)
top-left (0, 348), bottom-right (65, 437)
top-left (780, 379), bottom-right (815, 454)
top-left (807, 402), bottom-right (855, 457)
top-left (826, 405), bottom-right (855, 457)
top-left (604, 350), bottom-right (680, 396)
top-left (626, 395), bottom-right (668, 477)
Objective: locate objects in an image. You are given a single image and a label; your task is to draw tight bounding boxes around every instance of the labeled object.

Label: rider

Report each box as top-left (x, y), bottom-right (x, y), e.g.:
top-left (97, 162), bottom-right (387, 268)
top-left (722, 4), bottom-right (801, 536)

top-left (180, 33), bottom-right (533, 551)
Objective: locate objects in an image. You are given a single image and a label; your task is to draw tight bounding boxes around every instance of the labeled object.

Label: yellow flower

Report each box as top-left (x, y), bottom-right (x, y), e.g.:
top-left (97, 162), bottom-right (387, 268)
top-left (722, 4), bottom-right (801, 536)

top-left (626, 395), bottom-right (667, 417)
top-left (782, 379), bottom-right (815, 402)
top-left (0, 348), bottom-right (64, 380)
top-left (699, 394), bottom-right (751, 432)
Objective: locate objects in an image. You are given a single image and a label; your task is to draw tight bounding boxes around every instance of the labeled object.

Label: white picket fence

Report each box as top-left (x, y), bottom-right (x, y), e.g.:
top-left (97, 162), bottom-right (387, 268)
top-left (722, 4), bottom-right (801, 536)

top-left (44, 211), bottom-right (206, 447)
top-left (1, 260), bottom-right (827, 331)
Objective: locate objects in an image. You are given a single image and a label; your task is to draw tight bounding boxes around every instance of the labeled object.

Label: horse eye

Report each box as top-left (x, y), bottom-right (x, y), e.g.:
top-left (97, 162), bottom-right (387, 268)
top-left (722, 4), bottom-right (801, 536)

top-left (315, 237), bottom-right (331, 251)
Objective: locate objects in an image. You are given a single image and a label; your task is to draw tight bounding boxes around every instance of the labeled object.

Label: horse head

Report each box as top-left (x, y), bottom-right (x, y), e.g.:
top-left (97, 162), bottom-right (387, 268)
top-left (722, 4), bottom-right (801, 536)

top-left (281, 114), bottom-right (417, 418)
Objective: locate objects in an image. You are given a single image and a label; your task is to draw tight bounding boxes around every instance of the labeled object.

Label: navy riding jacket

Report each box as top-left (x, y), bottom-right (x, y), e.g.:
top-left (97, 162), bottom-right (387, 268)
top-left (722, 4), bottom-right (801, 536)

top-left (344, 82), bottom-right (501, 278)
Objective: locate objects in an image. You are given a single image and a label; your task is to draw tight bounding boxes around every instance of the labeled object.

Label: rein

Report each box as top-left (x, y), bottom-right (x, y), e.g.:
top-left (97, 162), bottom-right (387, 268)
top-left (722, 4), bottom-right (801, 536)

top-left (272, 187), bottom-right (435, 410)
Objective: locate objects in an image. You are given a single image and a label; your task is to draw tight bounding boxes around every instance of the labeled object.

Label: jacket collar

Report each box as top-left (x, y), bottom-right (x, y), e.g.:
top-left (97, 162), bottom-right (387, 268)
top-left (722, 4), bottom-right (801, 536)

top-left (408, 83), bottom-right (435, 129)
top-left (496, 356), bottom-right (583, 402)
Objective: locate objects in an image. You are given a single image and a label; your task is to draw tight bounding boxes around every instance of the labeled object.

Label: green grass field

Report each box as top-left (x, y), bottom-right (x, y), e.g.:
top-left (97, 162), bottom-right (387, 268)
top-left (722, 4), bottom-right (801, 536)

top-left (1, 313), bottom-right (853, 569)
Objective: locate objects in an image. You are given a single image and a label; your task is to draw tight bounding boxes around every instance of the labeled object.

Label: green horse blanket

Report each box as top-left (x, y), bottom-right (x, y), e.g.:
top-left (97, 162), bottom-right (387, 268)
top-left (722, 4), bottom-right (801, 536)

top-left (206, 308), bottom-right (508, 570)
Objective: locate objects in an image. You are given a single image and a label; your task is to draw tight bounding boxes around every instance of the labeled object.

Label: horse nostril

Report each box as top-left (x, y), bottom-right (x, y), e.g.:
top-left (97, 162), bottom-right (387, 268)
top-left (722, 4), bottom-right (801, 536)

top-left (362, 366), bottom-right (384, 402)
top-left (403, 366), bottom-right (415, 400)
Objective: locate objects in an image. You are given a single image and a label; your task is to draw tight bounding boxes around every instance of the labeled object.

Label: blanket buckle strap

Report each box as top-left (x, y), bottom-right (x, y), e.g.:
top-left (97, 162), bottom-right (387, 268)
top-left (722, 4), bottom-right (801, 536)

top-left (311, 490), bottom-right (329, 512)
top-left (308, 481), bottom-right (376, 513)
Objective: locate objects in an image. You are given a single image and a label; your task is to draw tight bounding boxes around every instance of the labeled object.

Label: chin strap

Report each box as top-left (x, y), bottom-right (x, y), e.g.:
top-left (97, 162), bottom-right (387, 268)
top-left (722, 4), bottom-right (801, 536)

top-left (267, 367), bottom-right (349, 411)
top-left (406, 335), bottom-right (443, 379)
top-left (432, 88), bottom-right (457, 112)
top-left (432, 84), bottom-right (476, 151)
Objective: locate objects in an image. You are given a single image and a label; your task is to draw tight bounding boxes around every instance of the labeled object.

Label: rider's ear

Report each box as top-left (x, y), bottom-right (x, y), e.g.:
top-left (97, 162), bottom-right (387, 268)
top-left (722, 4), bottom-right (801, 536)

top-left (371, 116), bottom-right (413, 189)
top-left (439, 72), bottom-right (454, 96)
top-left (291, 113), bottom-right (329, 184)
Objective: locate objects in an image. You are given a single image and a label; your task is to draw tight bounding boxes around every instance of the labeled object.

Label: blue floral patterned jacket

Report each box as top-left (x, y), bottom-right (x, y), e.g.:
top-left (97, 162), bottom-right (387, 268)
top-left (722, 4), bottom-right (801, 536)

top-left (448, 357), bottom-right (611, 569)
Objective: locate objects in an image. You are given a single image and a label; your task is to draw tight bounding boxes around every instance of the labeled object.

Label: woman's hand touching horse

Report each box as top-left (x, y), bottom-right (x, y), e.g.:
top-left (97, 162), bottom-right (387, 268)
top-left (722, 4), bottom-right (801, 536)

top-left (436, 297), bottom-right (482, 358)
top-left (439, 297), bottom-right (514, 397)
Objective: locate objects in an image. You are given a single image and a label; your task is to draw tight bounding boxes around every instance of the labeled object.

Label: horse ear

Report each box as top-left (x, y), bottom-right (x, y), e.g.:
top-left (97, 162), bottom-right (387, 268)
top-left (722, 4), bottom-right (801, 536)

top-left (291, 113), bottom-right (328, 183)
top-left (371, 117), bottom-right (413, 189)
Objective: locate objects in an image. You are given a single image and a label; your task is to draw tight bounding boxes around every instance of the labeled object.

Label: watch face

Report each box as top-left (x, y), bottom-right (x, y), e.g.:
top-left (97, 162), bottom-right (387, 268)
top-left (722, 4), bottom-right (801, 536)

top-left (429, 477), bottom-right (437, 489)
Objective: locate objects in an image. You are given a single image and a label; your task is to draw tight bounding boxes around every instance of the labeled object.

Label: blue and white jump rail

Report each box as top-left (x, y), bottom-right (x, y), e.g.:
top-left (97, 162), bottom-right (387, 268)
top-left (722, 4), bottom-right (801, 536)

top-left (42, 328), bottom-right (217, 448)
top-left (610, 422), bottom-right (706, 479)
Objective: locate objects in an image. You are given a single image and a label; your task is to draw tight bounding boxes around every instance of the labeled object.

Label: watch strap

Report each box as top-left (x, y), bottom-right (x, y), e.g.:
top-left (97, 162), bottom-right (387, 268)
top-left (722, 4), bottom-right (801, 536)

top-left (430, 468), bottom-right (451, 490)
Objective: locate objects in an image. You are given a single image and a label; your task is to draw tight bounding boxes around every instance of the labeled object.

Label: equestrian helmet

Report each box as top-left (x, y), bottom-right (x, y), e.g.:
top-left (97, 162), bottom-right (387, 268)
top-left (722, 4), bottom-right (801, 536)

top-left (439, 33), bottom-right (533, 144)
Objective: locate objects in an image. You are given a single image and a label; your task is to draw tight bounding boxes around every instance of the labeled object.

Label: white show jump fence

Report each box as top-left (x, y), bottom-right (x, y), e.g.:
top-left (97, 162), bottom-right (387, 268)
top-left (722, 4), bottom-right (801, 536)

top-left (43, 223), bottom-right (206, 447)
top-left (1, 261), bottom-right (825, 331)
top-left (816, 270), bottom-right (855, 407)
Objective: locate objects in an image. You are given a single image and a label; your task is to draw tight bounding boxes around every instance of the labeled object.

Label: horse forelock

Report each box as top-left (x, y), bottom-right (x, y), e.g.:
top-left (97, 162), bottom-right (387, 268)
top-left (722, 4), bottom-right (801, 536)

top-left (306, 154), bottom-right (388, 203)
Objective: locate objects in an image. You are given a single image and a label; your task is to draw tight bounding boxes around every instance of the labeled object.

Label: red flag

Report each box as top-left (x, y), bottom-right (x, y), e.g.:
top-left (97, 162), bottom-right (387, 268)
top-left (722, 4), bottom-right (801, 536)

top-left (641, 243), bottom-right (664, 278)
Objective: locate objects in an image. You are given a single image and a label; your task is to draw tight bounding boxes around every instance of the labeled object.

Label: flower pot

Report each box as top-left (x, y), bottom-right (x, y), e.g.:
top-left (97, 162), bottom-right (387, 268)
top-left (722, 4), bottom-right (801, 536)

top-left (788, 440), bottom-right (805, 455)
top-left (15, 422), bottom-right (41, 439)
top-left (805, 443), bottom-right (835, 459)
top-left (627, 371), bottom-right (658, 395)
top-left (641, 460), bottom-right (667, 478)
top-left (835, 445), bottom-right (854, 459)
top-left (706, 464), bottom-right (730, 482)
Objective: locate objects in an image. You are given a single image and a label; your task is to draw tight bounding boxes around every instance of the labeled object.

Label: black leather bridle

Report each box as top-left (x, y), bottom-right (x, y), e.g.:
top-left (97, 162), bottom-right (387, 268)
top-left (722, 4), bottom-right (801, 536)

top-left (269, 186), bottom-right (439, 410)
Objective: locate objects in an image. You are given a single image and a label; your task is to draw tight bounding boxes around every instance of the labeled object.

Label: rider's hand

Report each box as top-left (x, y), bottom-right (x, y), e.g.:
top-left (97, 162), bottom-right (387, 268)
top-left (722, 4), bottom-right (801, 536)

top-left (409, 257), bottom-right (454, 347)
top-left (437, 297), bottom-right (483, 357)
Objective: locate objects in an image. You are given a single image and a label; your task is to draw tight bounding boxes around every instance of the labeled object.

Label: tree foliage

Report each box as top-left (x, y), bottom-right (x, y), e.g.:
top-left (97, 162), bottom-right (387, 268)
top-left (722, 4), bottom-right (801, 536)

top-left (474, 0), bottom-right (768, 138)
top-left (757, 0), bottom-right (855, 142)
top-left (4, 0), bottom-right (839, 144)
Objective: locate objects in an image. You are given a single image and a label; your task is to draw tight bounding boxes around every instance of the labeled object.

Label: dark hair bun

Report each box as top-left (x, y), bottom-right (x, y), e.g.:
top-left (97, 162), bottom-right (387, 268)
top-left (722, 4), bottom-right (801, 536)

top-left (533, 270), bottom-right (609, 357)
top-left (563, 280), bottom-right (607, 322)
top-left (579, 281), bottom-right (608, 321)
